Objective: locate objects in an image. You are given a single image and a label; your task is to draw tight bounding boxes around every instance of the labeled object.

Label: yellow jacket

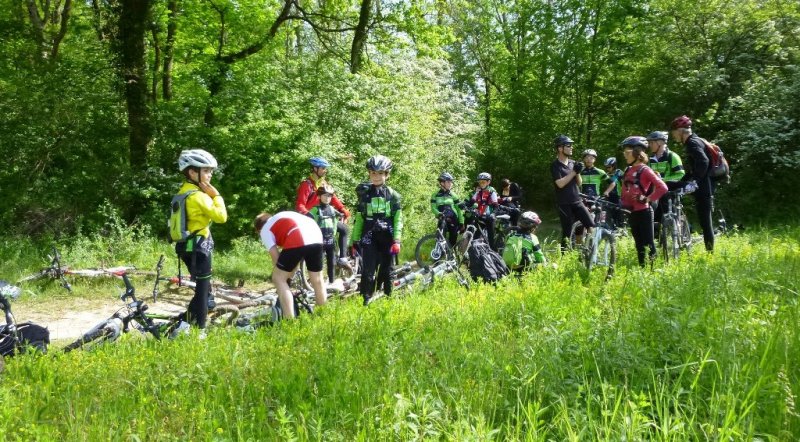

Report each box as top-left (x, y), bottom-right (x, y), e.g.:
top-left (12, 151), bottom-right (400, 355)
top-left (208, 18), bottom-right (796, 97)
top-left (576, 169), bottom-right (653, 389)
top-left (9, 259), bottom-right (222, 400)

top-left (177, 182), bottom-right (227, 238)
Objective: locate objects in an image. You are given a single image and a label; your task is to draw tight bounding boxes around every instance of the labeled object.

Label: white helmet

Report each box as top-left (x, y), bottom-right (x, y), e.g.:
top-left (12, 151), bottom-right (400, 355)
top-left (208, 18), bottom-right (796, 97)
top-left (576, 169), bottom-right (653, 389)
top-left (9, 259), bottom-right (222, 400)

top-left (178, 149), bottom-right (218, 171)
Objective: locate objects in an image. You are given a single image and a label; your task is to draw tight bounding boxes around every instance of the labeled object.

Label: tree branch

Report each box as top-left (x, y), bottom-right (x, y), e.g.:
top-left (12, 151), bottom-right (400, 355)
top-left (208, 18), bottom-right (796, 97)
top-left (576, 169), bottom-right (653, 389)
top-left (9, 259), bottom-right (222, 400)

top-left (50, 0), bottom-right (71, 59)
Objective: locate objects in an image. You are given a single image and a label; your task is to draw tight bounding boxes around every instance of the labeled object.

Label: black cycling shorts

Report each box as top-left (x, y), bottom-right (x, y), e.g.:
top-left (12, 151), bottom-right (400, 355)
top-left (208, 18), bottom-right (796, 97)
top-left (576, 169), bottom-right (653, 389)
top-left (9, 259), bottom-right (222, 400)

top-left (276, 244), bottom-right (324, 272)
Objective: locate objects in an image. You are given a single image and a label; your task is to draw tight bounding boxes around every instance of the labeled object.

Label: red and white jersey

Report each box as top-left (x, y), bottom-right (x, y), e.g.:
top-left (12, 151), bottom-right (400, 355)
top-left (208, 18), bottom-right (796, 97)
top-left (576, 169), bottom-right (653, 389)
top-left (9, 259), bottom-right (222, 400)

top-left (260, 211), bottom-right (323, 250)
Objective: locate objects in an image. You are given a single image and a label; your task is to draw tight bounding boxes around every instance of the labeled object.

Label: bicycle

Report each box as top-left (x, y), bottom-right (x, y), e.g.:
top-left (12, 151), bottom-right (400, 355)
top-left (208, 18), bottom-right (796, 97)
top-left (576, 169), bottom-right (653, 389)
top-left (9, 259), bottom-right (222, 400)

top-left (568, 194), bottom-right (627, 279)
top-left (65, 257), bottom-right (239, 351)
top-left (0, 281), bottom-right (49, 357)
top-left (492, 205), bottom-right (520, 255)
top-left (659, 188), bottom-right (693, 262)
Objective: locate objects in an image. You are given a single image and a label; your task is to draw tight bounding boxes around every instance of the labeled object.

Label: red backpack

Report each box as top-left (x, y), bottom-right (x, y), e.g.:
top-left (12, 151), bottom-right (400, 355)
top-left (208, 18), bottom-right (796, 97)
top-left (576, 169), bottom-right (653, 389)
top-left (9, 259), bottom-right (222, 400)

top-left (700, 138), bottom-right (730, 182)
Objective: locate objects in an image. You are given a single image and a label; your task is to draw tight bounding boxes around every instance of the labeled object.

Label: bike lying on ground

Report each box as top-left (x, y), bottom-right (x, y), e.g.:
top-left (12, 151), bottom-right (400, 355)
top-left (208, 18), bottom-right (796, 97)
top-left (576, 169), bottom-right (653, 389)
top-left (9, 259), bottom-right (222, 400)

top-left (0, 281), bottom-right (49, 357)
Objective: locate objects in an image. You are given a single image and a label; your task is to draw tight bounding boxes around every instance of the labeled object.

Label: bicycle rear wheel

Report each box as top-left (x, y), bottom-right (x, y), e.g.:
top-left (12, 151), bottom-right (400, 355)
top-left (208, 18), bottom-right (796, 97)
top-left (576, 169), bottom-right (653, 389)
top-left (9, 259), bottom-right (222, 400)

top-left (679, 215), bottom-right (692, 253)
top-left (415, 233), bottom-right (446, 268)
top-left (63, 318), bottom-right (123, 352)
top-left (207, 304), bottom-right (240, 328)
top-left (661, 218), bottom-right (679, 262)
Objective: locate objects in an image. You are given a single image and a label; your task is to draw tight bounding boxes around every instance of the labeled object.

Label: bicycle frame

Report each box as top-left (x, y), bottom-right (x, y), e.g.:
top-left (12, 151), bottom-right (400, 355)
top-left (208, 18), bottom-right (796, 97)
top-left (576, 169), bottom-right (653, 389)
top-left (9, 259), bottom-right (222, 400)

top-left (660, 189), bottom-right (693, 261)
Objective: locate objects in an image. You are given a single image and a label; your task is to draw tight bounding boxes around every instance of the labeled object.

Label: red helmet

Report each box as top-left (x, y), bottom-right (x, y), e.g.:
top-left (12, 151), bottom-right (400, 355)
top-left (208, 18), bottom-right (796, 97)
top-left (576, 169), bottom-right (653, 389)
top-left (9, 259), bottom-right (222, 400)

top-left (670, 115), bottom-right (692, 130)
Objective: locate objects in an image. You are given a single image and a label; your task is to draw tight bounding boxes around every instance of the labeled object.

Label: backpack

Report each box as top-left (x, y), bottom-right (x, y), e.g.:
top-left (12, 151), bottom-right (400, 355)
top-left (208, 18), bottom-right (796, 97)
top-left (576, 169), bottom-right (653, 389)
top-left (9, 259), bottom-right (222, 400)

top-left (167, 190), bottom-right (199, 243)
top-left (468, 240), bottom-right (510, 283)
top-left (502, 234), bottom-right (533, 269)
top-left (700, 138), bottom-right (730, 181)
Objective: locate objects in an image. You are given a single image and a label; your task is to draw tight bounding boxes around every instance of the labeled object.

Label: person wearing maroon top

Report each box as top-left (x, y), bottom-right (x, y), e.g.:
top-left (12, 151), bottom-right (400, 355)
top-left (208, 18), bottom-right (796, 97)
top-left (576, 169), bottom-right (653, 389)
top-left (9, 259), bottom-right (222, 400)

top-left (295, 157), bottom-right (351, 264)
top-left (551, 135), bottom-right (595, 253)
top-left (670, 115), bottom-right (715, 252)
top-left (620, 136), bottom-right (668, 267)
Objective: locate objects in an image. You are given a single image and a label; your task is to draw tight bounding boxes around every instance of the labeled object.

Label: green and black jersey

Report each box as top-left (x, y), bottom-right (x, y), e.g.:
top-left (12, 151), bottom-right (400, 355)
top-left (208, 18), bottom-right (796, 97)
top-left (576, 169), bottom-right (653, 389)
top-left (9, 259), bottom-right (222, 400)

top-left (580, 167), bottom-right (608, 197)
top-left (351, 184), bottom-right (403, 243)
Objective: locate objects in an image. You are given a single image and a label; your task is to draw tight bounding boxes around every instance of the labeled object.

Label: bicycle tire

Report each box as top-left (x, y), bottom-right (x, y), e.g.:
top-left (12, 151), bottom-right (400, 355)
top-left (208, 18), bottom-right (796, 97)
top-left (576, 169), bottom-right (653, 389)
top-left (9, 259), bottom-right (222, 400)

top-left (494, 232), bottom-right (507, 255)
top-left (415, 233), bottom-right (443, 268)
top-left (679, 215), bottom-right (692, 252)
top-left (663, 218), bottom-right (679, 261)
top-left (567, 221), bottom-right (586, 252)
top-left (207, 304), bottom-right (239, 327)
top-left (63, 319), bottom-right (122, 352)
top-left (595, 229), bottom-right (616, 278)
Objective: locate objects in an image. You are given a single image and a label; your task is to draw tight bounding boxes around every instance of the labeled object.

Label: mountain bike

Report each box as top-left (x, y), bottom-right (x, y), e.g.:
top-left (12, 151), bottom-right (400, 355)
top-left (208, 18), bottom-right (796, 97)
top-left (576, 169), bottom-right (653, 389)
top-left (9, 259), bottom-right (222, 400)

top-left (659, 188), bottom-right (693, 262)
top-left (415, 216), bottom-right (461, 269)
top-left (492, 205), bottom-right (520, 255)
top-left (0, 281), bottom-right (49, 357)
top-left (568, 195), bottom-right (627, 279)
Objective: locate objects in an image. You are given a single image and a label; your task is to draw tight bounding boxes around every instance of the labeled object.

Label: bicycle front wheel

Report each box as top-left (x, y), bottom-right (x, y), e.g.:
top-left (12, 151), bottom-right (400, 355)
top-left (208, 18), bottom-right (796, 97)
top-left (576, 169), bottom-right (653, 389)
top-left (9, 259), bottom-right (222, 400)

top-left (63, 318), bottom-right (123, 352)
top-left (595, 229), bottom-right (616, 277)
top-left (679, 215), bottom-right (692, 253)
top-left (415, 233), bottom-right (446, 268)
top-left (208, 304), bottom-right (240, 328)
top-left (661, 218), bottom-right (679, 262)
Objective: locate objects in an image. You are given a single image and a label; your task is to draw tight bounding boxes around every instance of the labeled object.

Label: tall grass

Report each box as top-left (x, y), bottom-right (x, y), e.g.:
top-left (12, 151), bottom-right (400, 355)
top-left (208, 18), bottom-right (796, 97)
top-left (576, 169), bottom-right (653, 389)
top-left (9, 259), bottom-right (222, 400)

top-left (0, 227), bottom-right (798, 440)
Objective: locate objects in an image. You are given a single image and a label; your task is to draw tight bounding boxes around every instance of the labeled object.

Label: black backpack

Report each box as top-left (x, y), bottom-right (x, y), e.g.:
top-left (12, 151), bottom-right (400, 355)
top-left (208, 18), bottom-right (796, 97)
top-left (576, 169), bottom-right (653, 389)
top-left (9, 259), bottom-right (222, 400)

top-left (467, 240), bottom-right (510, 283)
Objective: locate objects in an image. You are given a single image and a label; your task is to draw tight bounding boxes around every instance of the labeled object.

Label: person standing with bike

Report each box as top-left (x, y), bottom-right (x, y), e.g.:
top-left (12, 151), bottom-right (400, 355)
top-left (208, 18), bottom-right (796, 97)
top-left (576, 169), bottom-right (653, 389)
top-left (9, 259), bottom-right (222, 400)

top-left (647, 130), bottom-right (685, 231)
top-left (620, 137), bottom-right (667, 268)
top-left (430, 172), bottom-right (464, 247)
top-left (307, 185), bottom-right (343, 284)
top-left (169, 149), bottom-right (228, 335)
top-left (295, 157), bottom-right (351, 267)
top-left (471, 172), bottom-right (500, 251)
top-left (255, 211), bottom-right (327, 319)
top-left (552, 135), bottom-right (595, 253)
top-left (670, 115), bottom-right (715, 252)
top-left (350, 155), bottom-right (403, 305)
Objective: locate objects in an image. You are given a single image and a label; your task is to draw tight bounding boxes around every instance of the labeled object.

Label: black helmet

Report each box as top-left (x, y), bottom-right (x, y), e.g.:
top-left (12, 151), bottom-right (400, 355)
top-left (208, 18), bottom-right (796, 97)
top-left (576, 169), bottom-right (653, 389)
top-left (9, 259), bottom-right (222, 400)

top-left (554, 135), bottom-right (575, 148)
top-left (620, 136), bottom-right (647, 149)
top-left (646, 131), bottom-right (669, 142)
top-left (438, 172), bottom-right (454, 182)
top-left (366, 155), bottom-right (393, 172)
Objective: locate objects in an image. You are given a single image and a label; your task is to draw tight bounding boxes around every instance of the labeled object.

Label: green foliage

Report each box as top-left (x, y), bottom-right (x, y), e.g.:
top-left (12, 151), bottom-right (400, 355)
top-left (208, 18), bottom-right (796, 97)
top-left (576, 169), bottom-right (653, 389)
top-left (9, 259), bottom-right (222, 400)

top-left (1, 228), bottom-right (799, 438)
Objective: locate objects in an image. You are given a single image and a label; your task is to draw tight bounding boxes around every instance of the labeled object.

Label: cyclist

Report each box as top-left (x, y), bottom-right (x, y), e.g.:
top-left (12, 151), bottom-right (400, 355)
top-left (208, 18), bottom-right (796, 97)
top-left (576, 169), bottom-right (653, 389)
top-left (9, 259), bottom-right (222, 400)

top-left (670, 115), bottom-right (715, 252)
top-left (350, 155), bottom-right (403, 305)
top-left (171, 149), bottom-right (228, 334)
top-left (551, 135), bottom-right (594, 252)
top-left (579, 149), bottom-right (608, 198)
top-left (620, 136), bottom-right (667, 267)
top-left (470, 172), bottom-right (500, 250)
top-left (502, 211), bottom-right (546, 274)
top-left (430, 172), bottom-right (464, 247)
top-left (295, 157), bottom-right (351, 266)
top-left (602, 157), bottom-right (624, 226)
top-left (255, 211), bottom-right (326, 319)
top-left (647, 130), bottom-right (685, 233)
top-left (498, 178), bottom-right (523, 226)
top-left (307, 185), bottom-right (343, 284)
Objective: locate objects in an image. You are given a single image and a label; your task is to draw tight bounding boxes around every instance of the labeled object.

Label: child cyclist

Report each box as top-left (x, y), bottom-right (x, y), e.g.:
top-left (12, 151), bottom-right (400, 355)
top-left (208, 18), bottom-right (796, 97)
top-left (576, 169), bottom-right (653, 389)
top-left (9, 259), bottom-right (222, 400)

top-left (470, 172), bottom-right (499, 250)
top-left (307, 185), bottom-right (343, 284)
top-left (350, 155), bottom-right (403, 305)
top-left (579, 149), bottom-right (608, 198)
top-left (502, 211), bottom-right (546, 274)
top-left (430, 172), bottom-right (464, 247)
top-left (169, 149), bottom-right (227, 335)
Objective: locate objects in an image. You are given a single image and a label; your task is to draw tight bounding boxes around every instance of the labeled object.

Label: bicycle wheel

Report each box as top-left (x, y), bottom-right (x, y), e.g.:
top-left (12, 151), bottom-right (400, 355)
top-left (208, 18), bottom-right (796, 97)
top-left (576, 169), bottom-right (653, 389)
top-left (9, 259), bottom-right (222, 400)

top-left (63, 318), bottom-right (123, 352)
top-left (679, 215), bottom-right (692, 253)
top-left (567, 221), bottom-right (586, 252)
top-left (207, 304), bottom-right (239, 328)
top-left (595, 229), bottom-right (616, 278)
top-left (494, 232), bottom-right (507, 255)
top-left (663, 218), bottom-right (680, 261)
top-left (415, 233), bottom-right (443, 268)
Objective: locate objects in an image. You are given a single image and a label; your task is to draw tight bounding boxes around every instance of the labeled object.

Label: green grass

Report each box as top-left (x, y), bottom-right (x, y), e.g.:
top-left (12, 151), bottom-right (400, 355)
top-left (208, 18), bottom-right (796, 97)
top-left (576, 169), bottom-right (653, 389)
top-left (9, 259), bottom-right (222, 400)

top-left (0, 228), bottom-right (799, 440)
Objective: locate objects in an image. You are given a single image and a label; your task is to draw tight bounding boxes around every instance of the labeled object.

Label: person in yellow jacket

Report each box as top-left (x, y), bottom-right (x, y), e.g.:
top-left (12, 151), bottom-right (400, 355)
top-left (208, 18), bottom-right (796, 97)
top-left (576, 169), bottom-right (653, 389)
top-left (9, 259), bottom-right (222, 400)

top-left (170, 149), bottom-right (227, 335)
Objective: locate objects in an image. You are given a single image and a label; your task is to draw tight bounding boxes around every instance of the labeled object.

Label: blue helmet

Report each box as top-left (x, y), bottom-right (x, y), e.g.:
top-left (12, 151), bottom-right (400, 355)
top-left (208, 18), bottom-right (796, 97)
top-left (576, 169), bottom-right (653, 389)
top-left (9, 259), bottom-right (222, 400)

top-left (620, 136), bottom-right (647, 149)
top-left (309, 157), bottom-right (331, 168)
top-left (438, 172), bottom-right (454, 182)
top-left (604, 157), bottom-right (617, 167)
top-left (646, 131), bottom-right (669, 142)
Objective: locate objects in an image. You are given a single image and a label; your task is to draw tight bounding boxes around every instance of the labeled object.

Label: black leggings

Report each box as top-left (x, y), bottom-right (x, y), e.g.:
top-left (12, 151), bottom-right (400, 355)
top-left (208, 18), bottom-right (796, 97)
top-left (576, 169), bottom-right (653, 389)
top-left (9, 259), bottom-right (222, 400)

top-left (360, 231), bottom-right (394, 299)
top-left (629, 208), bottom-right (655, 267)
top-left (558, 202), bottom-right (595, 252)
top-left (336, 222), bottom-right (349, 258)
top-left (176, 237), bottom-right (213, 328)
top-left (323, 244), bottom-right (335, 283)
top-left (695, 195), bottom-right (714, 252)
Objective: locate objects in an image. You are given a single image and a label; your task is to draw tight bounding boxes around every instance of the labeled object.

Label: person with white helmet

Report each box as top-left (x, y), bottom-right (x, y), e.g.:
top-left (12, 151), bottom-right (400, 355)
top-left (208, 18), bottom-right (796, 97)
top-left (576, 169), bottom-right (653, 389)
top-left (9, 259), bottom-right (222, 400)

top-left (295, 156), bottom-right (351, 266)
top-left (578, 148), bottom-right (608, 198)
top-left (169, 149), bottom-right (228, 336)
top-left (350, 155), bottom-right (403, 305)
top-left (501, 211), bottom-right (547, 274)
top-left (470, 172), bottom-right (500, 250)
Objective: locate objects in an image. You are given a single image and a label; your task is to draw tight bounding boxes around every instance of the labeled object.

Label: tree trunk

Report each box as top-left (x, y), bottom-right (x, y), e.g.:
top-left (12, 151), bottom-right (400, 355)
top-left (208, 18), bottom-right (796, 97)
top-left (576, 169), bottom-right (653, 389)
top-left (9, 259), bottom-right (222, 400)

top-left (117, 0), bottom-right (153, 169)
top-left (151, 24), bottom-right (160, 104)
top-left (350, 0), bottom-right (372, 74)
top-left (162, 0), bottom-right (178, 101)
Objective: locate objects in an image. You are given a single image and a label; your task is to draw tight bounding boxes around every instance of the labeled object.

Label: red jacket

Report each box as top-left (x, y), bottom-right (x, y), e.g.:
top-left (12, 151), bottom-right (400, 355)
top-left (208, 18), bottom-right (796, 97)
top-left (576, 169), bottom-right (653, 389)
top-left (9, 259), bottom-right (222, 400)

top-left (295, 176), bottom-right (350, 219)
top-left (621, 164), bottom-right (668, 212)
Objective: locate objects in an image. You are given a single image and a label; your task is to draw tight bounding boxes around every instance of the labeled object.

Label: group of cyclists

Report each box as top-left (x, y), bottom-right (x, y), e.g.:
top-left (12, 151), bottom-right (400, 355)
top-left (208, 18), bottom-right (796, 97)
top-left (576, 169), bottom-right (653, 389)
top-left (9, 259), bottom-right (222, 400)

top-left (169, 113), bottom-right (719, 331)
top-left (552, 114), bottom-right (720, 267)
